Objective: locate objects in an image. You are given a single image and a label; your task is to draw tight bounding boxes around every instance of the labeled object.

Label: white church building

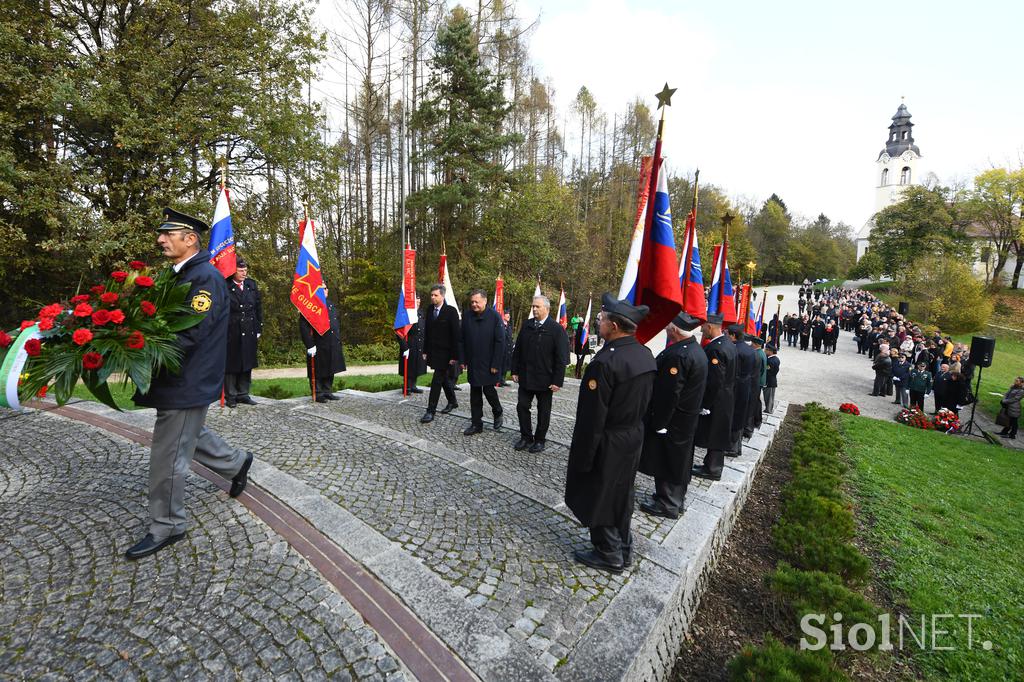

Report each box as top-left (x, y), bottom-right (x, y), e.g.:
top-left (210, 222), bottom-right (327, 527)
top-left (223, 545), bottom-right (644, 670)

top-left (855, 102), bottom-right (922, 260)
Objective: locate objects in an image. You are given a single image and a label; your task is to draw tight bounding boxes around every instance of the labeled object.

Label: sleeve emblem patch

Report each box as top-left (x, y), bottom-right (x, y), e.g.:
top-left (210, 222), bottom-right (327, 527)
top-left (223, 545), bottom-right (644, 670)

top-left (191, 292), bottom-right (213, 313)
top-left (711, 357), bottom-right (719, 365)
top-left (588, 379), bottom-right (598, 390)
top-left (669, 367), bottom-right (679, 375)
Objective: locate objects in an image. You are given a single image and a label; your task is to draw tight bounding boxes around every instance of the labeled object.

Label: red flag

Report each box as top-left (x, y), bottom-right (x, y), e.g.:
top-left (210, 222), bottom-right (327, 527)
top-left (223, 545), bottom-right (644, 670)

top-left (494, 275), bottom-right (504, 317)
top-left (290, 218), bottom-right (330, 334)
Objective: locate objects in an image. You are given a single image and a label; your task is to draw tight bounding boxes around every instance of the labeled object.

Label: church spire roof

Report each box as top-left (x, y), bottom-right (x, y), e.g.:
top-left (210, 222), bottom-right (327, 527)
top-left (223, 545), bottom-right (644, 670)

top-left (879, 101), bottom-right (921, 160)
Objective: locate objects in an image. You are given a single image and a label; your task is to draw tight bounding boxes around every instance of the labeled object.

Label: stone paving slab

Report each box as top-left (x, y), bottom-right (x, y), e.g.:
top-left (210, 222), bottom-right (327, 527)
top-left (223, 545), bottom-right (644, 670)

top-left (0, 409), bottom-right (407, 682)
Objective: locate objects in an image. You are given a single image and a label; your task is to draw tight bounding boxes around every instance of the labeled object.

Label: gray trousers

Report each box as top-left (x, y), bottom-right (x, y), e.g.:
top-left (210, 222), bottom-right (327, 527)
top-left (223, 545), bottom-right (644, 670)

top-left (763, 387), bottom-right (776, 413)
top-left (149, 405), bottom-right (247, 539)
top-left (224, 371), bottom-right (252, 401)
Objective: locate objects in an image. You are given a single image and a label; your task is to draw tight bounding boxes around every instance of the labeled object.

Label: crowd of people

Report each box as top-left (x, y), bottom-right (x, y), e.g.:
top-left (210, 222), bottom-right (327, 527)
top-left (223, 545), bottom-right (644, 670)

top-left (398, 285), bottom-right (782, 573)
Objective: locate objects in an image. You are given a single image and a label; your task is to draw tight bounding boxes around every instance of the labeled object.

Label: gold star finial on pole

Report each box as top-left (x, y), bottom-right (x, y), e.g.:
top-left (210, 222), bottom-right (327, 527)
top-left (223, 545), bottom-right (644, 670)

top-left (655, 83), bottom-right (677, 109)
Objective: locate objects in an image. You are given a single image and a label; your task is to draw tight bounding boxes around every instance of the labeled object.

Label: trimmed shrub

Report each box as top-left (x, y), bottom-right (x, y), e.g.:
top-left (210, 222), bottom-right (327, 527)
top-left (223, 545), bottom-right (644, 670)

top-left (728, 634), bottom-right (846, 682)
top-left (769, 563), bottom-right (878, 640)
top-left (346, 342), bottom-right (397, 363)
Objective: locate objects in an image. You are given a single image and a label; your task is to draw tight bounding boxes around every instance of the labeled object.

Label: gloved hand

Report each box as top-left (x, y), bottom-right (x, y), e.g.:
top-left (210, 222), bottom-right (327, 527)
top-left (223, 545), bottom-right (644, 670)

top-left (403, 349), bottom-right (410, 358)
top-left (257, 333), bottom-right (261, 339)
top-left (307, 346), bottom-right (317, 357)
top-left (700, 408), bottom-right (711, 416)
top-left (656, 428), bottom-right (667, 434)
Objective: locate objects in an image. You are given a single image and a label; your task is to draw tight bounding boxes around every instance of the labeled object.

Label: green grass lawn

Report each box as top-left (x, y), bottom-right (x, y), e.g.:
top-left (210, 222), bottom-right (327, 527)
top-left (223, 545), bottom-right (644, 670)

top-left (840, 413), bottom-right (1023, 680)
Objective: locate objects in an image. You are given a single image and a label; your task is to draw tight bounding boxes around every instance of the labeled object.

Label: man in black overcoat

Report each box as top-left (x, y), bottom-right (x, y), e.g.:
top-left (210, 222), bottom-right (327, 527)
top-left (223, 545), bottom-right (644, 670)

top-left (746, 334), bottom-right (765, 436)
top-left (638, 312), bottom-right (708, 519)
top-left (420, 284), bottom-right (461, 422)
top-left (565, 293), bottom-right (656, 573)
top-left (511, 295), bottom-right (568, 454)
top-left (397, 293), bottom-right (425, 394)
top-left (726, 324), bottom-right (755, 457)
top-left (300, 289), bottom-right (347, 402)
top-left (224, 258), bottom-right (263, 407)
top-left (693, 313), bottom-right (737, 481)
top-left (461, 290), bottom-right (505, 435)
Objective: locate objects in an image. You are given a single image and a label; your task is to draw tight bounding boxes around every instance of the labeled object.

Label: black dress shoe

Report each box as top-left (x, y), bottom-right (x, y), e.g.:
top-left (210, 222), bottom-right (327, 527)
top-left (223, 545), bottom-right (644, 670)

top-left (529, 441), bottom-right (546, 454)
top-left (623, 549), bottom-right (634, 568)
top-left (453, 385), bottom-right (462, 391)
top-left (691, 465), bottom-right (721, 481)
top-left (440, 403), bottom-right (458, 414)
top-left (315, 396), bottom-right (328, 403)
top-left (639, 500), bottom-right (678, 519)
top-left (420, 411), bottom-right (435, 423)
top-left (226, 401), bottom-right (237, 408)
top-left (238, 396), bottom-right (258, 405)
top-left (573, 549), bottom-right (624, 574)
top-left (463, 424), bottom-right (483, 436)
top-left (493, 410), bottom-right (503, 431)
top-left (325, 393), bottom-right (341, 401)
top-left (230, 452), bottom-right (254, 498)
top-left (125, 531), bottom-right (186, 560)
top-left (410, 387), bottom-right (424, 394)
top-left (514, 438), bottom-right (533, 451)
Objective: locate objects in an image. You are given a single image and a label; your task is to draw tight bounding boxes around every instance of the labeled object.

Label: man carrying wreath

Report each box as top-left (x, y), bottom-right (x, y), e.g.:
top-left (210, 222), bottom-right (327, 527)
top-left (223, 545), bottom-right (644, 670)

top-left (127, 208), bottom-right (254, 560)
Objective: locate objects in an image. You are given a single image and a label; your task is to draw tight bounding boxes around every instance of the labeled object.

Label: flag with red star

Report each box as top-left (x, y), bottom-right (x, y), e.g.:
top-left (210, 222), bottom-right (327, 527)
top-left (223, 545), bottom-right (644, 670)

top-left (290, 217), bottom-right (330, 334)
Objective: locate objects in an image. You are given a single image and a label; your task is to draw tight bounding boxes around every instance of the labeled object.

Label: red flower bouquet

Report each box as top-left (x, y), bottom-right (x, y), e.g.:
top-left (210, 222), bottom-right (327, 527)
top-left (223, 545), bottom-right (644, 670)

top-left (932, 408), bottom-right (961, 433)
top-left (839, 402), bottom-right (860, 415)
top-left (896, 407), bottom-right (933, 430)
top-left (1, 261), bottom-right (204, 410)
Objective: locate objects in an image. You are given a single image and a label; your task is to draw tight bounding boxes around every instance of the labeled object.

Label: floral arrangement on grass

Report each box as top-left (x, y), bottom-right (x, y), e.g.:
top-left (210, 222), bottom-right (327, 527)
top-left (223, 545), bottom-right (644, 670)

top-left (838, 402), bottom-right (860, 416)
top-left (895, 407), bottom-right (933, 430)
top-left (932, 408), bottom-right (961, 433)
top-left (0, 261), bottom-right (203, 410)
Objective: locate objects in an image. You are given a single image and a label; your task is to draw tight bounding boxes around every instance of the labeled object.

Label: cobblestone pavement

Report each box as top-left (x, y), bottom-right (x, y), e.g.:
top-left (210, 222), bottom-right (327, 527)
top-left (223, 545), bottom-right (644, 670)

top-left (0, 410), bottom-right (405, 681)
top-left (204, 402), bottom-right (636, 669)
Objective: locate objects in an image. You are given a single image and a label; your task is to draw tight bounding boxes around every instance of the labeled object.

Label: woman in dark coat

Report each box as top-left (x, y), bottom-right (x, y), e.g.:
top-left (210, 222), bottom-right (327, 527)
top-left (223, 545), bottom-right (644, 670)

top-left (300, 291), bottom-right (346, 401)
top-left (997, 377), bottom-right (1024, 439)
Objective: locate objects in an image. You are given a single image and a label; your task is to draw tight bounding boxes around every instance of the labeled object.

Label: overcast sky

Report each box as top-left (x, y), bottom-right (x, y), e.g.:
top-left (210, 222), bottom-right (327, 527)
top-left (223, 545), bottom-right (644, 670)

top-left (316, 0), bottom-right (1024, 232)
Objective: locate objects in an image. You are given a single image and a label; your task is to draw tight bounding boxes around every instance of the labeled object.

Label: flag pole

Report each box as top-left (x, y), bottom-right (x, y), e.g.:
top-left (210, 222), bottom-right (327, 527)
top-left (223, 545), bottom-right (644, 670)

top-left (218, 156), bottom-right (228, 408)
top-left (310, 354), bottom-right (317, 403)
top-left (681, 168), bottom-right (700, 308)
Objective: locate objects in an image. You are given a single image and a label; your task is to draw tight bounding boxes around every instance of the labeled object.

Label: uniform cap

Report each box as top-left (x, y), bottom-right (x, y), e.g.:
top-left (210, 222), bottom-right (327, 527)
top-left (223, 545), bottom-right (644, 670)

top-left (600, 292), bottom-right (649, 325)
top-left (158, 207), bottom-right (209, 233)
top-left (671, 311), bottom-right (703, 331)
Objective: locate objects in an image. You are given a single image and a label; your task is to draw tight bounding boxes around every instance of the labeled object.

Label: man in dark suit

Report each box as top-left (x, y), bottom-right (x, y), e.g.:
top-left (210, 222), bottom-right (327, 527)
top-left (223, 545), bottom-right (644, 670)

top-left (499, 311), bottom-right (514, 386)
top-left (300, 289), bottom-right (347, 402)
top-left (511, 295), bottom-right (569, 453)
top-left (128, 208), bottom-right (254, 560)
top-left (638, 312), bottom-right (708, 519)
top-left (224, 257), bottom-right (263, 407)
top-left (461, 290), bottom-right (505, 435)
top-left (692, 313), bottom-right (737, 481)
top-left (565, 293), bottom-right (656, 573)
top-left (420, 284), bottom-right (461, 423)
top-left (763, 344), bottom-right (780, 413)
top-left (727, 324), bottom-right (756, 457)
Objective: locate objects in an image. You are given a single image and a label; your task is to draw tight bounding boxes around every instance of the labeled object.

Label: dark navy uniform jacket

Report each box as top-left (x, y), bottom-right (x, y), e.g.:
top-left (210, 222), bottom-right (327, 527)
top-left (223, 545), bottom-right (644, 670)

top-left (134, 250), bottom-right (227, 410)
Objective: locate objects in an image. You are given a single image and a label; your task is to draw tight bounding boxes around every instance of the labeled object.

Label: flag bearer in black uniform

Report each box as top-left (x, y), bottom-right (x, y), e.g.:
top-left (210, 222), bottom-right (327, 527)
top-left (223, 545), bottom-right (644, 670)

top-left (637, 312), bottom-right (708, 519)
top-left (565, 293), bottom-right (656, 574)
top-left (397, 294), bottom-right (426, 394)
top-left (224, 258), bottom-right (263, 407)
top-left (692, 313), bottom-right (737, 481)
top-left (727, 324), bottom-right (756, 457)
top-left (300, 288), bottom-right (347, 401)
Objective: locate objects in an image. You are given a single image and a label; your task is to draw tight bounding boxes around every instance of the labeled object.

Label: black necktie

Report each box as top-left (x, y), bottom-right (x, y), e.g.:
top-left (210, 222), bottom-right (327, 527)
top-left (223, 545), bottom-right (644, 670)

top-left (434, 307), bottom-right (439, 320)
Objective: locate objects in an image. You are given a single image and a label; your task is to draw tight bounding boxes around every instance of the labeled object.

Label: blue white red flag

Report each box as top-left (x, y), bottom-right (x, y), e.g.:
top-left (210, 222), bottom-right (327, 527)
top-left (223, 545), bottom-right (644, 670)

top-left (394, 247), bottom-right (418, 339)
top-left (580, 297), bottom-right (592, 348)
top-left (755, 291), bottom-right (766, 334)
top-left (678, 216), bottom-right (706, 321)
top-left (617, 157), bottom-right (654, 304)
top-left (290, 217), bottom-right (330, 335)
top-left (209, 187), bottom-right (236, 277)
top-left (707, 243), bottom-right (737, 324)
top-left (557, 289), bottom-right (568, 329)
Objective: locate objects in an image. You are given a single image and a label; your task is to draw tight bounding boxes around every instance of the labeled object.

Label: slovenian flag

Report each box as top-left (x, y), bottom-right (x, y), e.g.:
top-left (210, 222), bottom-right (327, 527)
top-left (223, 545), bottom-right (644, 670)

top-left (558, 289), bottom-right (568, 329)
top-left (617, 157), bottom-right (654, 304)
top-left (632, 156), bottom-right (684, 343)
top-left (707, 243), bottom-right (737, 324)
top-left (438, 253), bottom-right (460, 316)
top-left (209, 187), bottom-right (236, 277)
top-left (290, 217), bottom-right (330, 334)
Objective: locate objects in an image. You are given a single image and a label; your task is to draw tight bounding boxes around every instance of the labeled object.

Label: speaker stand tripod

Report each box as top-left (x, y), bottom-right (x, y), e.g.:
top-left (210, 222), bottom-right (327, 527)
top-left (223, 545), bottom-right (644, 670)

top-left (961, 366), bottom-right (985, 437)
